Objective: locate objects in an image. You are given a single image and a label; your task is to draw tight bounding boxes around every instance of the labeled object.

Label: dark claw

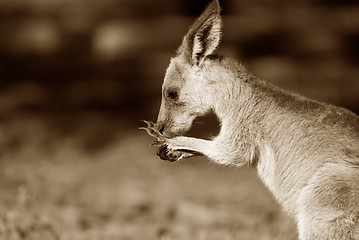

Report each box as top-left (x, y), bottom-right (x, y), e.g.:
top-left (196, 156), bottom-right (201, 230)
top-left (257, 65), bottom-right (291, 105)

top-left (168, 152), bottom-right (180, 162)
top-left (156, 145), bottom-right (180, 162)
top-left (157, 145), bottom-right (170, 161)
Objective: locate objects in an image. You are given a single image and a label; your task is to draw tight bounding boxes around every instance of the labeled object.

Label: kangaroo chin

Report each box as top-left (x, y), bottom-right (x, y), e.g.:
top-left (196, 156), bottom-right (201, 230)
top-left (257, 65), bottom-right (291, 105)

top-left (141, 0), bottom-right (359, 239)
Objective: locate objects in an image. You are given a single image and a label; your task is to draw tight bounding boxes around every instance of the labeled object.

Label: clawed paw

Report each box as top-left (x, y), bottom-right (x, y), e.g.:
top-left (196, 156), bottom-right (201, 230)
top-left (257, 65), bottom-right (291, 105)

top-left (140, 120), bottom-right (194, 162)
top-left (156, 144), bottom-right (193, 162)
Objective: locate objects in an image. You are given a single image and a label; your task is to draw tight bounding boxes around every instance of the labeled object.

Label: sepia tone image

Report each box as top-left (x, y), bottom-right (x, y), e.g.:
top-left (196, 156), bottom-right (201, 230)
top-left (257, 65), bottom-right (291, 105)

top-left (0, 0), bottom-right (358, 239)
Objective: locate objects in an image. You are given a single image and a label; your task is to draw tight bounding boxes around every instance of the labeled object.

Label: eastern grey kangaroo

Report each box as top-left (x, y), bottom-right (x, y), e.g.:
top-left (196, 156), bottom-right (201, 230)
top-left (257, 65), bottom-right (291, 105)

top-left (141, 0), bottom-right (359, 239)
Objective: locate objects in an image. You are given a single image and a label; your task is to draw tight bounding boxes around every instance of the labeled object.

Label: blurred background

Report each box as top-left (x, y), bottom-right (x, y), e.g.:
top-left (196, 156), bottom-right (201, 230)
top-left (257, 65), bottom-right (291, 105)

top-left (0, 0), bottom-right (358, 239)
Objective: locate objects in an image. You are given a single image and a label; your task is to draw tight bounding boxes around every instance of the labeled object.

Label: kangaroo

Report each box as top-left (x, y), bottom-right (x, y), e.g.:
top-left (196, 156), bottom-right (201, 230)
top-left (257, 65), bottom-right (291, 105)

top-left (141, 0), bottom-right (359, 239)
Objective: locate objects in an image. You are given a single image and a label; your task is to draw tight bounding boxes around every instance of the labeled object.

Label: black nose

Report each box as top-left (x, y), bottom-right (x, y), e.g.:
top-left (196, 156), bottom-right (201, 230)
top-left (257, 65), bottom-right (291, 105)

top-left (159, 125), bottom-right (165, 134)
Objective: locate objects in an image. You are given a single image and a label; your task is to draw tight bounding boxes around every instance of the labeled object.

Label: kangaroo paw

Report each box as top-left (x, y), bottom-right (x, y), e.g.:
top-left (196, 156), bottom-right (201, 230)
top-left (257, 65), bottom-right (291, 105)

top-left (140, 120), bottom-right (203, 160)
top-left (157, 144), bottom-right (194, 162)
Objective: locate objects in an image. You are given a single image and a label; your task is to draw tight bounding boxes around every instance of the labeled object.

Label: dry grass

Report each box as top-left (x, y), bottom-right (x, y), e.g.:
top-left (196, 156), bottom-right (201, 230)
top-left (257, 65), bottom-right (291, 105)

top-left (0, 114), bottom-right (297, 240)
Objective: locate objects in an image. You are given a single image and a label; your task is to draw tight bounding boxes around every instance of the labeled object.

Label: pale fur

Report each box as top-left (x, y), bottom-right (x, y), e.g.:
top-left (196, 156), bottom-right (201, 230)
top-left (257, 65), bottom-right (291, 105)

top-left (155, 0), bottom-right (359, 239)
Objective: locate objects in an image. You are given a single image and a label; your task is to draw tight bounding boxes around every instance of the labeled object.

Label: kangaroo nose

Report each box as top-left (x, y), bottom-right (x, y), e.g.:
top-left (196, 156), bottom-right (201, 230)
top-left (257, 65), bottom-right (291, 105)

top-left (156, 122), bottom-right (165, 134)
top-left (159, 125), bottom-right (165, 134)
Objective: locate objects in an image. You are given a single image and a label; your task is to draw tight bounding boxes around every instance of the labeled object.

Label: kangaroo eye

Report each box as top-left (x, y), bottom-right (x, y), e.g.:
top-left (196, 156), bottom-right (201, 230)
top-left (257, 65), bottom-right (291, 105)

top-left (167, 91), bottom-right (178, 100)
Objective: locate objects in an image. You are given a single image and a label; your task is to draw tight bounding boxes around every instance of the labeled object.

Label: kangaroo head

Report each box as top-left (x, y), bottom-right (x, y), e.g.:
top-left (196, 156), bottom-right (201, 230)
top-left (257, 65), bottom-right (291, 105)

top-left (156, 0), bottom-right (222, 137)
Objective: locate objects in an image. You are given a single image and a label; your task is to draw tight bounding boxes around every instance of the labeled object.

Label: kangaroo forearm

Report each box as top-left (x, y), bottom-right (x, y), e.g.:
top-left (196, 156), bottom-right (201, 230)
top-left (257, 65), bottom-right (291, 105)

top-left (168, 136), bottom-right (241, 165)
top-left (168, 136), bottom-right (211, 154)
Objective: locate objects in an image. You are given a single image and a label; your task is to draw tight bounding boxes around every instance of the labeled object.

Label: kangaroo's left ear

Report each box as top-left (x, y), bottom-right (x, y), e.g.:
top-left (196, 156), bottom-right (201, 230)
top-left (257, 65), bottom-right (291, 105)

top-left (178, 0), bottom-right (222, 66)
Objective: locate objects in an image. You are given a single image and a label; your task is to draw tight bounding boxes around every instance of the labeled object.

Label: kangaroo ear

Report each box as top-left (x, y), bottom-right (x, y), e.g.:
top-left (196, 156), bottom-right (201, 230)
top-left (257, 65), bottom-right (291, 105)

top-left (178, 0), bottom-right (222, 66)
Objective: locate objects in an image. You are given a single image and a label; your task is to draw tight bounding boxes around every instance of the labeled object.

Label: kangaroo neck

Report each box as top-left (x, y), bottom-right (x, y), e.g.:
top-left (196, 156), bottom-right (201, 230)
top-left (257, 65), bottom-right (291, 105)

top-left (211, 69), bottom-right (257, 128)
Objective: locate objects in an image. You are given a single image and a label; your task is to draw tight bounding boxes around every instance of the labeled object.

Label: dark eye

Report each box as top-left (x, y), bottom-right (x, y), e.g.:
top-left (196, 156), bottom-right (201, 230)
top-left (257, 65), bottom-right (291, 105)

top-left (167, 91), bottom-right (178, 100)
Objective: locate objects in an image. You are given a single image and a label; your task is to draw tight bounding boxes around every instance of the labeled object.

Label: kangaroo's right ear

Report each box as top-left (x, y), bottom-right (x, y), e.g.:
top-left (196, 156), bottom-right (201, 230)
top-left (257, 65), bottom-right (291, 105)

top-left (177, 0), bottom-right (222, 66)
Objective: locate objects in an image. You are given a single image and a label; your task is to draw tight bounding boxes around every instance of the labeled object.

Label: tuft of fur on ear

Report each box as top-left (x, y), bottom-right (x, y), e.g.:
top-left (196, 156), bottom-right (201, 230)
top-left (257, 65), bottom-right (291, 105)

top-left (177, 0), bottom-right (222, 66)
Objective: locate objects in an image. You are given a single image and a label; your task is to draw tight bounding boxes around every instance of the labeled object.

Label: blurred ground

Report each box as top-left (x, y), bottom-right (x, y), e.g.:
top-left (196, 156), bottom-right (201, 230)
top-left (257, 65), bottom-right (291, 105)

top-left (0, 119), bottom-right (297, 239)
top-left (0, 0), bottom-right (358, 239)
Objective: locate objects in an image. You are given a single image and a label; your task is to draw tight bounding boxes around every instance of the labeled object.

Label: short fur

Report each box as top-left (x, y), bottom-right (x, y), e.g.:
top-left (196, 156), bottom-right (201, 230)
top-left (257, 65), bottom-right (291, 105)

top-left (154, 0), bottom-right (359, 238)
